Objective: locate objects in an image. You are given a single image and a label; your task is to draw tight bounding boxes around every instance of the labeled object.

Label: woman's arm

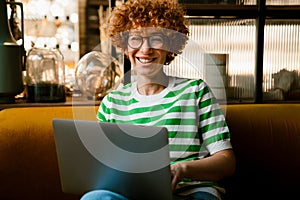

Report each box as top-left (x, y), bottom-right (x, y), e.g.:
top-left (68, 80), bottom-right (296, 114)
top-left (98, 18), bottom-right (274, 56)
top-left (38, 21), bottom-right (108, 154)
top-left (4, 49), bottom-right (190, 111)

top-left (170, 149), bottom-right (236, 191)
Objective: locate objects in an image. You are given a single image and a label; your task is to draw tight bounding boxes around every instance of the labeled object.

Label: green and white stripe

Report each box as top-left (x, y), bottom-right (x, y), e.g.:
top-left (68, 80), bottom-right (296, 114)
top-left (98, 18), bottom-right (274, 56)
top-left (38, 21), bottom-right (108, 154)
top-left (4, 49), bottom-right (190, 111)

top-left (97, 76), bottom-right (232, 162)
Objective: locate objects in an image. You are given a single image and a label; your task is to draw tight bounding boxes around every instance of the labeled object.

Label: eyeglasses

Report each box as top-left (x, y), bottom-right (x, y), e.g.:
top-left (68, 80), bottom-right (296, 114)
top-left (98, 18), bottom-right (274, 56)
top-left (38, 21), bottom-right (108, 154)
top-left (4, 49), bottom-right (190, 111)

top-left (127, 35), bottom-right (165, 49)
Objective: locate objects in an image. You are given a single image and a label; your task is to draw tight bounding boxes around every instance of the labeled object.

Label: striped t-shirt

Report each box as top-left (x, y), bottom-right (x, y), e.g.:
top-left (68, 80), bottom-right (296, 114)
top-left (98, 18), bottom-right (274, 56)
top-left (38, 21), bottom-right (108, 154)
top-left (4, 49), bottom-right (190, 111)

top-left (97, 76), bottom-right (232, 196)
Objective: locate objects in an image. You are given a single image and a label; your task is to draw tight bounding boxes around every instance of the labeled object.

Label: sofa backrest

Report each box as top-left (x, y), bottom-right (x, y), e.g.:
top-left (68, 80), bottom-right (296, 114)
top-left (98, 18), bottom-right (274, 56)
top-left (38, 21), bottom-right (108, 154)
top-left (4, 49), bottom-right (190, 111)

top-left (222, 104), bottom-right (300, 199)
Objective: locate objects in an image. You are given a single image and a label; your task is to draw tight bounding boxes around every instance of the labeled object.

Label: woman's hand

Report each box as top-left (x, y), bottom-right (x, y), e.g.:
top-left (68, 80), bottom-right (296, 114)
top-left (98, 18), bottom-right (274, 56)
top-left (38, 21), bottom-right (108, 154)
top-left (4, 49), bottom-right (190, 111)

top-left (170, 149), bottom-right (236, 191)
top-left (170, 162), bottom-right (187, 191)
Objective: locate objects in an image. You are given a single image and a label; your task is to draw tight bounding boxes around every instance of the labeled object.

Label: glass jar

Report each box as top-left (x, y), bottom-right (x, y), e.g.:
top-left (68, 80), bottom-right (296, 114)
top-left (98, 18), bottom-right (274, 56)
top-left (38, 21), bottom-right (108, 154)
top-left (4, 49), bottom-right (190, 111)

top-left (25, 47), bottom-right (66, 102)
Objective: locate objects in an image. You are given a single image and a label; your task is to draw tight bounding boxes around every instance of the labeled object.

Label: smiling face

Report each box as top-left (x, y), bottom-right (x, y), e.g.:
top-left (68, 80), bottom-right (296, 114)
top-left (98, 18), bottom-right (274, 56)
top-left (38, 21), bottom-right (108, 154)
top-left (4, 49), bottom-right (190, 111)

top-left (125, 27), bottom-right (169, 78)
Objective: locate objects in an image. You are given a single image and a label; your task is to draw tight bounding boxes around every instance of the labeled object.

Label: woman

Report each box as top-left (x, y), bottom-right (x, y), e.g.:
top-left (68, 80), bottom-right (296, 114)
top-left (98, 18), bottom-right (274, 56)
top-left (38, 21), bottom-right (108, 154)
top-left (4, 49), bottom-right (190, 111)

top-left (81, 0), bottom-right (236, 199)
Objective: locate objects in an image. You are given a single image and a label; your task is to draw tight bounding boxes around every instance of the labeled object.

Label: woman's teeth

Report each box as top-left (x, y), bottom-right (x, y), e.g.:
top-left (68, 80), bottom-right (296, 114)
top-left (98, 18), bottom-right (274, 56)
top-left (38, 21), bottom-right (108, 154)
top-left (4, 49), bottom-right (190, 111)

top-left (138, 58), bottom-right (154, 63)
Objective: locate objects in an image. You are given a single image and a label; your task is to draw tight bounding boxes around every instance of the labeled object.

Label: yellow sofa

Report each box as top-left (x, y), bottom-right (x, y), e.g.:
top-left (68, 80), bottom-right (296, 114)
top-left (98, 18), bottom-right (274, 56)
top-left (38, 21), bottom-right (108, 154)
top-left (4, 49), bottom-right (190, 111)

top-left (0, 104), bottom-right (300, 200)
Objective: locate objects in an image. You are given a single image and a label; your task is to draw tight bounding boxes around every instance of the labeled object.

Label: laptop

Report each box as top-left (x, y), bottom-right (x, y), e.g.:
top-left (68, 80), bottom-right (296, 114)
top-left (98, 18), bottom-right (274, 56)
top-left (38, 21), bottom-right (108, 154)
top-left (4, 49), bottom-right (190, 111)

top-left (52, 119), bottom-right (173, 200)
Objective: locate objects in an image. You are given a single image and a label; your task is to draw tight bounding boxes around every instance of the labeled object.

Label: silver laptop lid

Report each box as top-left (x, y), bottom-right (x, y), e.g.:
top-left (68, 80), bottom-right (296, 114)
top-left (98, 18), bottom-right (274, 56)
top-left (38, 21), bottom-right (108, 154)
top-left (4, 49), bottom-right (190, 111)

top-left (52, 119), bottom-right (172, 200)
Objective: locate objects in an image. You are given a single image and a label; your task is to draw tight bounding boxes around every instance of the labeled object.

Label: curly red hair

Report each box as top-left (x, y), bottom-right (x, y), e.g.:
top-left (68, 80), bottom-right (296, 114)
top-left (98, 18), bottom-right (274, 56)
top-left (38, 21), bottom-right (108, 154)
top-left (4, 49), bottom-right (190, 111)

top-left (105, 0), bottom-right (190, 65)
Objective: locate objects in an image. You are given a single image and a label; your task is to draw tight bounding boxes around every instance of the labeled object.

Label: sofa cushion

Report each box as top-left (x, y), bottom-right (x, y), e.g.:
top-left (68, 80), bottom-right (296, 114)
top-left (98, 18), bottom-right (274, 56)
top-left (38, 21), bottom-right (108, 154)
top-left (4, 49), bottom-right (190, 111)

top-left (0, 106), bottom-right (98, 200)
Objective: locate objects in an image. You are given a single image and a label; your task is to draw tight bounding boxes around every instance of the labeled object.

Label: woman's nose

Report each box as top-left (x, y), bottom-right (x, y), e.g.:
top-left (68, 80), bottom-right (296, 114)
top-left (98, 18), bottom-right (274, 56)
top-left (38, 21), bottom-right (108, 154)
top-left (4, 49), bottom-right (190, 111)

top-left (140, 38), bottom-right (152, 53)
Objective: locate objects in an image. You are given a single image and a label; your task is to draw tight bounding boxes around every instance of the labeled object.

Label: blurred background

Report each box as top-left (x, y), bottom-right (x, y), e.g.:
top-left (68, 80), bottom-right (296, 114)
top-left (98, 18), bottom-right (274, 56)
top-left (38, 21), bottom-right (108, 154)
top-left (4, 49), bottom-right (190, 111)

top-left (3, 0), bottom-right (300, 103)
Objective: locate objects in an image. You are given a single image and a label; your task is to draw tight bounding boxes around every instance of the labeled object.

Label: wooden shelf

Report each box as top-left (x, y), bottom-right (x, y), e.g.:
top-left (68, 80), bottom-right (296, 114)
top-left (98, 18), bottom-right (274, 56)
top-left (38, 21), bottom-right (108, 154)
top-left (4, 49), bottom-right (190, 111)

top-left (83, 0), bottom-right (109, 54)
top-left (266, 6), bottom-right (300, 18)
top-left (0, 96), bottom-right (100, 110)
top-left (182, 4), bottom-right (300, 19)
top-left (182, 4), bottom-right (259, 17)
top-left (87, 0), bottom-right (109, 7)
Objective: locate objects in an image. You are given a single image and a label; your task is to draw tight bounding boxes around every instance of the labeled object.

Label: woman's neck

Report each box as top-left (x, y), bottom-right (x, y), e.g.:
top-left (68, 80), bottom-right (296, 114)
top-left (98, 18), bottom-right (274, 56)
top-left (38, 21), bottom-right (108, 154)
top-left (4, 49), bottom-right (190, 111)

top-left (136, 73), bottom-right (168, 95)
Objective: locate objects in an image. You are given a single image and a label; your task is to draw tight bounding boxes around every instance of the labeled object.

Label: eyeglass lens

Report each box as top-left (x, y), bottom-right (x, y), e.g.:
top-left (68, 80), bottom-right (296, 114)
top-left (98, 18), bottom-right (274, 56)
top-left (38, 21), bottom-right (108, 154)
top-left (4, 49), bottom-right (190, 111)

top-left (128, 35), bottom-right (164, 49)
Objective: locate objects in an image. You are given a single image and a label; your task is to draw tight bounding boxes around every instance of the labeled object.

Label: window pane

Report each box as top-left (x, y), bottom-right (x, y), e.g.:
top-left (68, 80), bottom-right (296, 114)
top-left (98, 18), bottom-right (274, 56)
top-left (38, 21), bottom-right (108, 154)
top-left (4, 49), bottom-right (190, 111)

top-left (166, 19), bottom-right (256, 103)
top-left (266, 0), bottom-right (300, 5)
top-left (263, 19), bottom-right (300, 101)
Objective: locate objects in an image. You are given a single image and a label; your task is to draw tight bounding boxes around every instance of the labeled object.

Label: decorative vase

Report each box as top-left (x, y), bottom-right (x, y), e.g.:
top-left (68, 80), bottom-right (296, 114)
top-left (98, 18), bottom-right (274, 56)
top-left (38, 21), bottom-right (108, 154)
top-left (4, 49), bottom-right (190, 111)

top-left (75, 51), bottom-right (122, 100)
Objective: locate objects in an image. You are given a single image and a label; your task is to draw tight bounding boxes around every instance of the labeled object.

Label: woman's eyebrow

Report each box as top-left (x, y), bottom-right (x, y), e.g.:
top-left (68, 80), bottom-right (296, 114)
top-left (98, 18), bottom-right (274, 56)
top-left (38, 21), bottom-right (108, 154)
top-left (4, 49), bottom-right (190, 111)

top-left (129, 30), bottom-right (142, 34)
top-left (151, 32), bottom-right (164, 35)
top-left (129, 30), bottom-right (164, 35)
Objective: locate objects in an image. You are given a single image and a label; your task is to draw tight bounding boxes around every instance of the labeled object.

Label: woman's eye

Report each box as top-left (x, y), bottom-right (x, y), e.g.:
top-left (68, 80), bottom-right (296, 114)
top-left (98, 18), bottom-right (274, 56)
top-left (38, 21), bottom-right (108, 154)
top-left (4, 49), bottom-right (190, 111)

top-left (130, 36), bottom-right (142, 41)
top-left (150, 36), bottom-right (164, 43)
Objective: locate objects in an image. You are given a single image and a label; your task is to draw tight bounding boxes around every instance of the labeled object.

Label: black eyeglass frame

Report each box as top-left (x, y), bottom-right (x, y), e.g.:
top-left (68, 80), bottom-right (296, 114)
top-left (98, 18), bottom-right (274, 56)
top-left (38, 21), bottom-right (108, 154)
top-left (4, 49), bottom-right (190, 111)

top-left (127, 34), bottom-right (167, 50)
